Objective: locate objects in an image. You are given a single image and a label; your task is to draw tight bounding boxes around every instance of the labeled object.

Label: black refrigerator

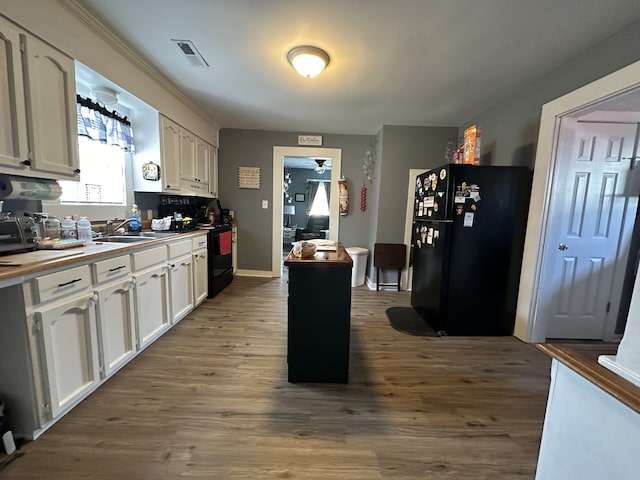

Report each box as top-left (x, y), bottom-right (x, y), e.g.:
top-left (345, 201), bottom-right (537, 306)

top-left (410, 164), bottom-right (532, 335)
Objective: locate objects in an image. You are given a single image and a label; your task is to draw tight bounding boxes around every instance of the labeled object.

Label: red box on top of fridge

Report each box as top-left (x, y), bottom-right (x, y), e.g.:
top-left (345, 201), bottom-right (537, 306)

top-left (463, 125), bottom-right (482, 165)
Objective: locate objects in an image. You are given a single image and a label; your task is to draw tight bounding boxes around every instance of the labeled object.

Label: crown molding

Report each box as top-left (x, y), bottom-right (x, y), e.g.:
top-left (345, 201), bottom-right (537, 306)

top-left (57, 0), bottom-right (220, 130)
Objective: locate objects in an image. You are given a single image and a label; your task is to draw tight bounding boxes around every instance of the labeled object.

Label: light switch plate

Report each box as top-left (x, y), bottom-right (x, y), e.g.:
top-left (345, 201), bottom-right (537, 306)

top-left (262, 200), bottom-right (268, 209)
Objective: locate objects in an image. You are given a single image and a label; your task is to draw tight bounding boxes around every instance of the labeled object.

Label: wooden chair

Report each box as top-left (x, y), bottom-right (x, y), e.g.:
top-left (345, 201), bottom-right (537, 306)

top-left (373, 243), bottom-right (406, 291)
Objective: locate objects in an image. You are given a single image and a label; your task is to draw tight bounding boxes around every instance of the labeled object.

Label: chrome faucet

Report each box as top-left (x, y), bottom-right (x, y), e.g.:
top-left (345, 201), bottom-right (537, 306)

top-left (106, 218), bottom-right (134, 236)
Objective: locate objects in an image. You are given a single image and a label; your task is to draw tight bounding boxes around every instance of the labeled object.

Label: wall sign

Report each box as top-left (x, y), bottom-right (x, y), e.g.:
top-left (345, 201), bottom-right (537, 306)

top-left (238, 166), bottom-right (261, 189)
top-left (298, 135), bottom-right (323, 146)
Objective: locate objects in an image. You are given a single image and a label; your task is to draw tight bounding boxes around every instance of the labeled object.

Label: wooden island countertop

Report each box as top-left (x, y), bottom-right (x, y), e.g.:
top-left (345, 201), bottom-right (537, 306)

top-left (284, 243), bottom-right (353, 267)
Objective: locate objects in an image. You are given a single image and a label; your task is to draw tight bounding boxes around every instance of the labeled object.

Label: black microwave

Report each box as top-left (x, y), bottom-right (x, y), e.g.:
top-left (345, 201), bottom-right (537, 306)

top-left (0, 216), bottom-right (38, 254)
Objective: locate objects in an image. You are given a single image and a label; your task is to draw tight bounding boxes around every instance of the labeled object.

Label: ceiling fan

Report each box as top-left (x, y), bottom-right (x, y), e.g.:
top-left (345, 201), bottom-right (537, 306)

top-left (314, 159), bottom-right (326, 174)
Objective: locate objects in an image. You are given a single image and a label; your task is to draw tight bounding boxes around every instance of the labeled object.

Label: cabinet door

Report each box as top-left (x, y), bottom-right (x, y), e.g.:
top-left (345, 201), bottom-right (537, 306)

top-left (193, 248), bottom-right (208, 305)
top-left (0, 17), bottom-right (28, 170)
top-left (180, 128), bottom-right (197, 181)
top-left (159, 115), bottom-right (181, 192)
top-left (95, 278), bottom-right (136, 378)
top-left (21, 32), bottom-right (79, 179)
top-left (169, 254), bottom-right (194, 323)
top-left (36, 292), bottom-right (100, 419)
top-left (195, 137), bottom-right (210, 183)
top-left (209, 144), bottom-right (218, 197)
top-left (134, 265), bottom-right (170, 349)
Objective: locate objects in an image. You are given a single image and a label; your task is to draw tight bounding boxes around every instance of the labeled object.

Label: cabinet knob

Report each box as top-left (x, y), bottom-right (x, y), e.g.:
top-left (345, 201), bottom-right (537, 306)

top-left (73, 168), bottom-right (81, 175)
top-left (21, 159), bottom-right (32, 166)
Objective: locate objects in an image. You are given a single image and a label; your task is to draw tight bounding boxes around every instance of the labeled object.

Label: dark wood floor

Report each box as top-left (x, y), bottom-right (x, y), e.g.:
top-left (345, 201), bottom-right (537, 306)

top-left (2, 275), bottom-right (557, 479)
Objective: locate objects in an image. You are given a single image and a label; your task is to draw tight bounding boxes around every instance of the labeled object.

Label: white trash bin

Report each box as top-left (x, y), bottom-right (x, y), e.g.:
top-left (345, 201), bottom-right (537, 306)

top-left (346, 247), bottom-right (369, 287)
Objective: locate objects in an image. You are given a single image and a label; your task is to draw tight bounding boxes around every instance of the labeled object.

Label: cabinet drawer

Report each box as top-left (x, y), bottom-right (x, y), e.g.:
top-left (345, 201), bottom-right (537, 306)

top-left (33, 265), bottom-right (92, 303)
top-left (132, 246), bottom-right (167, 271)
top-left (168, 239), bottom-right (192, 259)
top-left (192, 234), bottom-right (207, 251)
top-left (93, 254), bottom-right (132, 284)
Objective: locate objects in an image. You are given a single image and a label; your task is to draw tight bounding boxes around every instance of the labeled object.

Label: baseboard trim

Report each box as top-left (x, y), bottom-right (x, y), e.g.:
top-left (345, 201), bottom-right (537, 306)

top-left (235, 269), bottom-right (273, 278)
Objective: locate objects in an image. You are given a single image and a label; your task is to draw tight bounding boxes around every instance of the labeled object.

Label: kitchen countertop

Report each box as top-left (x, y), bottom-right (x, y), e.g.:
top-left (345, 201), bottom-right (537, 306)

top-left (0, 230), bottom-right (207, 287)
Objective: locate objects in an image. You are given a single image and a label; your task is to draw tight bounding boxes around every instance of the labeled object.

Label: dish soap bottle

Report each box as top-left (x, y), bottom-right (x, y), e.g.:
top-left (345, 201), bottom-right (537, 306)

top-left (128, 204), bottom-right (142, 232)
top-left (77, 216), bottom-right (93, 242)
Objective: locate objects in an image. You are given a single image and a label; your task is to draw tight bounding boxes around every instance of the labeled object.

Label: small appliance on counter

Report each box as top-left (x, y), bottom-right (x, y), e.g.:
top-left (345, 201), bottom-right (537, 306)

top-left (0, 213), bottom-right (38, 255)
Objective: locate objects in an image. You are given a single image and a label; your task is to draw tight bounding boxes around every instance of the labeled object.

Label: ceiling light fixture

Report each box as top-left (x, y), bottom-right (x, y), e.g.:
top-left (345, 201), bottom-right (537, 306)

top-left (314, 159), bottom-right (326, 174)
top-left (90, 87), bottom-right (119, 106)
top-left (287, 45), bottom-right (330, 78)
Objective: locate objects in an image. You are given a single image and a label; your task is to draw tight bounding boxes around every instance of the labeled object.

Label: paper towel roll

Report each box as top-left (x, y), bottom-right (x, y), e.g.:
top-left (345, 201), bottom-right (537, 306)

top-left (0, 175), bottom-right (62, 201)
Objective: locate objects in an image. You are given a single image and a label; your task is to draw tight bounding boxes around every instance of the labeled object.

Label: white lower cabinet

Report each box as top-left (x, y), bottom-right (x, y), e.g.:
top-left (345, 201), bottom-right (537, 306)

top-left (95, 278), bottom-right (136, 378)
top-left (193, 248), bottom-right (208, 305)
top-left (133, 264), bottom-right (171, 349)
top-left (92, 254), bottom-right (135, 378)
top-left (0, 233), bottom-right (209, 440)
top-left (169, 254), bottom-right (194, 323)
top-left (33, 291), bottom-right (100, 419)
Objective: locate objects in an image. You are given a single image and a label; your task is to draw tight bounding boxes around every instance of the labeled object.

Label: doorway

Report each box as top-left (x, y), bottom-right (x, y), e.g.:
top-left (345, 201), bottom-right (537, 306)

top-left (272, 146), bottom-right (342, 277)
top-left (515, 59), bottom-right (640, 343)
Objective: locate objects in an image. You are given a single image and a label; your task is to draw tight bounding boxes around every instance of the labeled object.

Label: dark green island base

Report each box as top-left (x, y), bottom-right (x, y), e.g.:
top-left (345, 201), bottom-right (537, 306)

top-left (284, 245), bottom-right (353, 383)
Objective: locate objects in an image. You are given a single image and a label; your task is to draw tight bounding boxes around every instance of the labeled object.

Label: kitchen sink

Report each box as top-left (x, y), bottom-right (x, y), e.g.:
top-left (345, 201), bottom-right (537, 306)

top-left (94, 235), bottom-right (155, 243)
top-left (140, 231), bottom-right (180, 238)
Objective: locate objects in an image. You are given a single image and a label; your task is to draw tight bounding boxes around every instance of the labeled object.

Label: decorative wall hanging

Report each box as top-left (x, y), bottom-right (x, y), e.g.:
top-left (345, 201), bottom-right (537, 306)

top-left (360, 144), bottom-right (375, 211)
top-left (283, 168), bottom-right (292, 202)
top-left (142, 161), bottom-right (160, 181)
top-left (238, 166), bottom-right (261, 189)
top-left (338, 177), bottom-right (349, 216)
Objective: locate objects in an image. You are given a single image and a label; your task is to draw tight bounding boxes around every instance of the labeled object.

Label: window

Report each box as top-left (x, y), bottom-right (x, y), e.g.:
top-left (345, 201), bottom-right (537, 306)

top-left (309, 181), bottom-right (330, 216)
top-left (59, 136), bottom-right (127, 205)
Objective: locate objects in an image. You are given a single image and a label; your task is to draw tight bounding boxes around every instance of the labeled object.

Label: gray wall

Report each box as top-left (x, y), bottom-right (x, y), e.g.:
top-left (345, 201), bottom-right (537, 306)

top-left (219, 129), bottom-right (375, 272)
top-left (462, 20), bottom-right (640, 167)
top-left (366, 125), bottom-right (458, 281)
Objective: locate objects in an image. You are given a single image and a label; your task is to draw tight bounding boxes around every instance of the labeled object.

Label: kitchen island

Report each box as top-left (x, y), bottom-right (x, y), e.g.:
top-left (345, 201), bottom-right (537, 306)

top-left (284, 244), bottom-right (353, 383)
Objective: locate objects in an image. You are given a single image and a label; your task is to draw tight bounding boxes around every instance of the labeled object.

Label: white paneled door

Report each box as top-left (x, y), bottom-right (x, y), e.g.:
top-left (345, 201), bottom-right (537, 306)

top-left (540, 120), bottom-right (640, 339)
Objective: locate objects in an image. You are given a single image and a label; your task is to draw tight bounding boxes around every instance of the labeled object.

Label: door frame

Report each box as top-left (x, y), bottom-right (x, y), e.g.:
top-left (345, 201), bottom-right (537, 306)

top-left (403, 168), bottom-right (428, 290)
top-left (515, 59), bottom-right (640, 343)
top-left (272, 146), bottom-right (342, 277)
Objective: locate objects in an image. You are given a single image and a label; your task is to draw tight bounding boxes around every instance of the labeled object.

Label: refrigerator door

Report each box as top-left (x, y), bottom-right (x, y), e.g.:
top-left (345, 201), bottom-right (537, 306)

top-left (444, 165), bottom-right (532, 334)
top-left (410, 220), bottom-right (452, 332)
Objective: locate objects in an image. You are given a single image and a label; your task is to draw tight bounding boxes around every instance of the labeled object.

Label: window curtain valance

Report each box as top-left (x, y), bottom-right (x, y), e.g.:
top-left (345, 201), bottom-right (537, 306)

top-left (76, 95), bottom-right (135, 152)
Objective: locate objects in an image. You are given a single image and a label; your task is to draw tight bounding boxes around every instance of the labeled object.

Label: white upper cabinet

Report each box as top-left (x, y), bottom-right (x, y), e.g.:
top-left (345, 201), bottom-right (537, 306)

top-left (209, 144), bottom-right (218, 198)
top-left (195, 137), bottom-right (210, 184)
top-left (180, 131), bottom-right (211, 196)
top-left (22, 32), bottom-right (79, 178)
top-left (0, 16), bottom-right (79, 180)
top-left (0, 18), bottom-right (28, 169)
top-left (179, 128), bottom-right (197, 181)
top-left (159, 114), bottom-right (181, 192)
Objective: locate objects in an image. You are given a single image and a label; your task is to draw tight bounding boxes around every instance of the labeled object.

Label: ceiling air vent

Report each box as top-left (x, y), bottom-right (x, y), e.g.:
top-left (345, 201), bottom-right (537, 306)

top-left (171, 39), bottom-right (209, 67)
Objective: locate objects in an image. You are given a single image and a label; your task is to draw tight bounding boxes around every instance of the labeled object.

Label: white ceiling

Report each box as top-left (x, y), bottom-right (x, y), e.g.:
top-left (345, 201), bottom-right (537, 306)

top-left (79, 0), bottom-right (640, 135)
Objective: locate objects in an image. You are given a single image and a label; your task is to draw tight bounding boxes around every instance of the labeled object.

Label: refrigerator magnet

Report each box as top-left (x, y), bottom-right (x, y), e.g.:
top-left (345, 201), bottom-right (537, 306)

top-left (463, 212), bottom-right (474, 227)
top-left (425, 196), bottom-right (434, 208)
top-left (440, 168), bottom-right (446, 180)
top-left (434, 229), bottom-right (440, 239)
top-left (456, 205), bottom-right (464, 215)
top-left (433, 202), bottom-right (439, 212)
top-left (454, 189), bottom-right (466, 203)
top-left (427, 228), bottom-right (433, 245)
